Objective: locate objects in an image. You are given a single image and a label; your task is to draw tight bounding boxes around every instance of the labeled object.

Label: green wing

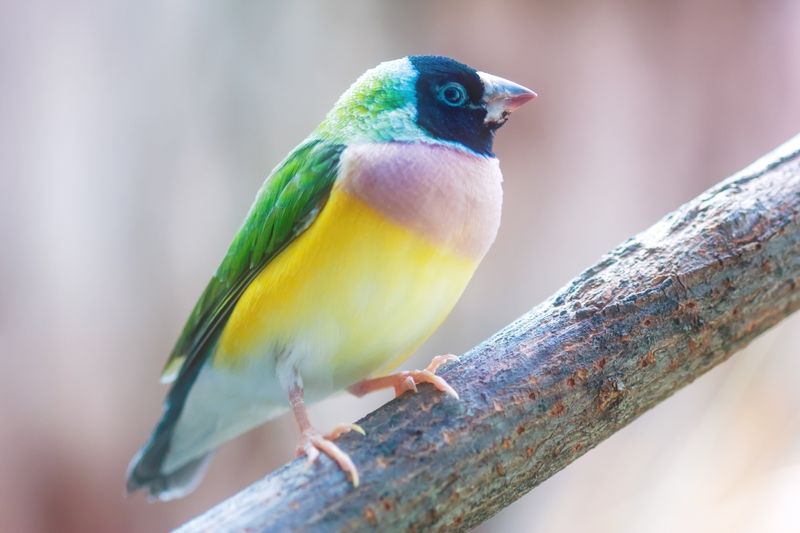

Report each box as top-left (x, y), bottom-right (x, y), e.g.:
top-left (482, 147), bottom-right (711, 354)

top-left (161, 139), bottom-right (345, 382)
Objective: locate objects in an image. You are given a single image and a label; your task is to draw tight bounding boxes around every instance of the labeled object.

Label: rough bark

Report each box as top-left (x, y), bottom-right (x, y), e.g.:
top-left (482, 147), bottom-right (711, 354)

top-left (177, 135), bottom-right (800, 532)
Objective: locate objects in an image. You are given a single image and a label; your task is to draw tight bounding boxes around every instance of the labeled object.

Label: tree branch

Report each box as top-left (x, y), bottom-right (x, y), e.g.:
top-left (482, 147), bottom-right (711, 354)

top-left (178, 135), bottom-right (800, 532)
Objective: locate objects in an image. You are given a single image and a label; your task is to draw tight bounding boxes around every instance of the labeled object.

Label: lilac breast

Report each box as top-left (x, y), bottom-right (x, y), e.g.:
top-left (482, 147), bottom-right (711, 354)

top-left (337, 142), bottom-right (503, 260)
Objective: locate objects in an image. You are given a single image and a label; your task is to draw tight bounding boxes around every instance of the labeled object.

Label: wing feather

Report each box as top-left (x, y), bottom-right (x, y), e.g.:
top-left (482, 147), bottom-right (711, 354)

top-left (161, 139), bottom-right (344, 382)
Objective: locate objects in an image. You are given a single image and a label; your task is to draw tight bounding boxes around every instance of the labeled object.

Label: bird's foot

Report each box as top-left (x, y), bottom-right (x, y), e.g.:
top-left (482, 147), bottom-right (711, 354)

top-left (347, 354), bottom-right (460, 399)
top-left (296, 423), bottom-right (364, 487)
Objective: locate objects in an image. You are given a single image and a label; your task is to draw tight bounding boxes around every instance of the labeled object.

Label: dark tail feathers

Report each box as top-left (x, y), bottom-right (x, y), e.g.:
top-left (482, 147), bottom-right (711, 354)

top-left (126, 406), bottom-right (213, 502)
top-left (126, 437), bottom-right (212, 501)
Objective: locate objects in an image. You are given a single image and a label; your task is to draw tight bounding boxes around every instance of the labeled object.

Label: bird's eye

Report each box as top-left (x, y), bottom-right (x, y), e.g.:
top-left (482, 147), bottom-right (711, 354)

top-left (437, 82), bottom-right (468, 107)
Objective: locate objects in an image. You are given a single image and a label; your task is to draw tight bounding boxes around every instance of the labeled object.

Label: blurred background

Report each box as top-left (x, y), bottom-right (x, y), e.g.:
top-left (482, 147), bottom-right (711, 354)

top-left (2, 1), bottom-right (800, 531)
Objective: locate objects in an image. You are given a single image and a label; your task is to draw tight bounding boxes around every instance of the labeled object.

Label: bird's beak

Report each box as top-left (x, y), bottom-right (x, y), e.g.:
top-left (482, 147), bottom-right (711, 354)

top-left (478, 71), bottom-right (537, 127)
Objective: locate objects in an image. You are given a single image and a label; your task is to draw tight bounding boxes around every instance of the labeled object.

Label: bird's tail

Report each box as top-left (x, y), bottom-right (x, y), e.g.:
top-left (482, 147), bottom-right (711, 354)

top-left (125, 405), bottom-right (214, 501)
top-left (127, 325), bottom-right (222, 501)
top-left (126, 448), bottom-right (212, 501)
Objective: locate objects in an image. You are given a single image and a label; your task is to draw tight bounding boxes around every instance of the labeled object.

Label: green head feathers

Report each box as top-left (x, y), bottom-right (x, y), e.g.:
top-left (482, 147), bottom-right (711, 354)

top-left (316, 56), bottom-right (536, 156)
top-left (315, 58), bottom-right (421, 145)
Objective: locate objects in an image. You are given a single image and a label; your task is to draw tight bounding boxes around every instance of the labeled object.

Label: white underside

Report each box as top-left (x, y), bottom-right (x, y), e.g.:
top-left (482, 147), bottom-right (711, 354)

top-left (164, 320), bottom-right (406, 472)
top-left (163, 354), bottom-right (291, 473)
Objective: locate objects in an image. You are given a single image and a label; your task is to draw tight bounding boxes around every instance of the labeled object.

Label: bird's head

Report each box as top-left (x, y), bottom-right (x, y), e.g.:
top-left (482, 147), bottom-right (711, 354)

top-left (316, 55), bottom-right (536, 156)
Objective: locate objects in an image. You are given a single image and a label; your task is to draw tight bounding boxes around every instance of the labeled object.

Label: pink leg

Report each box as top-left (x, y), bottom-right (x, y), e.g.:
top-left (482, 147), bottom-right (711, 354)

top-left (348, 354), bottom-right (460, 399)
top-left (289, 386), bottom-right (364, 487)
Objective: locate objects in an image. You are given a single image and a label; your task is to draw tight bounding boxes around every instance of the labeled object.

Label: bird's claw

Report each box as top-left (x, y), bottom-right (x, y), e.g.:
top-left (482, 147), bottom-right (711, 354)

top-left (347, 354), bottom-right (460, 400)
top-left (393, 354), bottom-right (460, 399)
top-left (326, 422), bottom-right (365, 439)
top-left (425, 353), bottom-right (459, 373)
top-left (297, 429), bottom-right (361, 487)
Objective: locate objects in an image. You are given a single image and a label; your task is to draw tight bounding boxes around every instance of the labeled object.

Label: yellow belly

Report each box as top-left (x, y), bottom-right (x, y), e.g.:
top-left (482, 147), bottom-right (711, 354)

top-left (214, 187), bottom-right (478, 390)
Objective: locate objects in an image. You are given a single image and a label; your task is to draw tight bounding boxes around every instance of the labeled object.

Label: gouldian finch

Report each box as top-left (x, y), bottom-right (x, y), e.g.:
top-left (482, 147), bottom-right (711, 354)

top-left (126, 55), bottom-right (535, 500)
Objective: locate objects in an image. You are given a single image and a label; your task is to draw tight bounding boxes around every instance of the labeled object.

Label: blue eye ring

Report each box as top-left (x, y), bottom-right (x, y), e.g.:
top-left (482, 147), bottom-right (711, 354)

top-left (437, 82), bottom-right (468, 107)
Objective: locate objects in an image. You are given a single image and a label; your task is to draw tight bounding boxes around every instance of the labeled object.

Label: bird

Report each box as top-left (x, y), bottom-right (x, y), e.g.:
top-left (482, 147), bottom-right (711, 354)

top-left (126, 55), bottom-right (536, 500)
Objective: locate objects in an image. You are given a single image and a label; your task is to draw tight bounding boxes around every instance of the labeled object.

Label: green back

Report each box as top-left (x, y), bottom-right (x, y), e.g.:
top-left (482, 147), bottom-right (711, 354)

top-left (161, 139), bottom-right (344, 381)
